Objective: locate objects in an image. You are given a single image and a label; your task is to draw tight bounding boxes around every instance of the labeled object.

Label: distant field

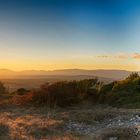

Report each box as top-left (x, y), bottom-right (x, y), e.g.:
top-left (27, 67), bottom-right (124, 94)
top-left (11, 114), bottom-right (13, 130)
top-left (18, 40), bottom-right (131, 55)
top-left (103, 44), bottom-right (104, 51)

top-left (0, 75), bottom-right (113, 92)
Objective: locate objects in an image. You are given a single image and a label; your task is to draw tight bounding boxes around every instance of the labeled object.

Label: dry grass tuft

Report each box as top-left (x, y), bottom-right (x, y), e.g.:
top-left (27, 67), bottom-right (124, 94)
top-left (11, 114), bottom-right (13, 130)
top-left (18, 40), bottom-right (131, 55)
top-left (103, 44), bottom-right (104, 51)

top-left (98, 127), bottom-right (139, 140)
top-left (0, 123), bottom-right (10, 140)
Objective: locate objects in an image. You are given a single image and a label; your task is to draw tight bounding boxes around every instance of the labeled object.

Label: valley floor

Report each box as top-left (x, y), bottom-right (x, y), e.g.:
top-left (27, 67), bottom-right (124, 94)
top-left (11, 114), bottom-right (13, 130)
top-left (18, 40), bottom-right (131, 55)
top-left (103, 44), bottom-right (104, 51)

top-left (0, 105), bottom-right (140, 140)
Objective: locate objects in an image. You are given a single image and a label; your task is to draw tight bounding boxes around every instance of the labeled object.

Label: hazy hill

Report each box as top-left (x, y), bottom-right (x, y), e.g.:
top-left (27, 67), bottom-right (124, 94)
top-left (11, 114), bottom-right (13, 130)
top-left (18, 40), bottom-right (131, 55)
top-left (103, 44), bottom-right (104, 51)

top-left (0, 69), bottom-right (133, 80)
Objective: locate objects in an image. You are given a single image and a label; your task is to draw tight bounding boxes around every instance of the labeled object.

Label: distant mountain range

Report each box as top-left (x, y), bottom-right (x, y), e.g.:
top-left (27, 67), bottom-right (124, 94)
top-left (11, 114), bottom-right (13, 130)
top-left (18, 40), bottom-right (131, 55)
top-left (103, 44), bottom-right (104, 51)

top-left (0, 69), bottom-right (136, 80)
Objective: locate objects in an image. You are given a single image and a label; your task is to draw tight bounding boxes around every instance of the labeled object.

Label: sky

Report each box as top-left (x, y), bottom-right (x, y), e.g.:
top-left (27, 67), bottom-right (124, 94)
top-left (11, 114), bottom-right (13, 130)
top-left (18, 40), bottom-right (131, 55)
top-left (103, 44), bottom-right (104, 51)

top-left (0, 0), bottom-right (140, 71)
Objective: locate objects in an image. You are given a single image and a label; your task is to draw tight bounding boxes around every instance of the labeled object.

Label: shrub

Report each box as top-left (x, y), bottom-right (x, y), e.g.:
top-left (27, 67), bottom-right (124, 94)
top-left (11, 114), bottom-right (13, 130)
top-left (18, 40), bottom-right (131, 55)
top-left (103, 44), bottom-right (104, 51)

top-left (16, 88), bottom-right (29, 95)
top-left (32, 79), bottom-right (99, 107)
top-left (12, 92), bottom-right (34, 105)
top-left (11, 73), bottom-right (140, 108)
top-left (97, 73), bottom-right (140, 108)
top-left (0, 82), bottom-right (6, 95)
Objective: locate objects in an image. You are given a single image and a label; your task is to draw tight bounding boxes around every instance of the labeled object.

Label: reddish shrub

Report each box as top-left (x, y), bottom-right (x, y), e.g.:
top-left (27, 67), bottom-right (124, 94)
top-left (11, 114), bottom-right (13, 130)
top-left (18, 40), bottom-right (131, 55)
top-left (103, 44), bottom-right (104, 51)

top-left (12, 92), bottom-right (34, 105)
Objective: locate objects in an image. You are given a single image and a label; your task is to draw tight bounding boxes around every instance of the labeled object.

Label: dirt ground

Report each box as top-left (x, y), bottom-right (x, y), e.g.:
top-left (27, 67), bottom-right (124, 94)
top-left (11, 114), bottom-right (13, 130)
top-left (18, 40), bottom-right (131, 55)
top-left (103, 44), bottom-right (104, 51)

top-left (0, 105), bottom-right (140, 140)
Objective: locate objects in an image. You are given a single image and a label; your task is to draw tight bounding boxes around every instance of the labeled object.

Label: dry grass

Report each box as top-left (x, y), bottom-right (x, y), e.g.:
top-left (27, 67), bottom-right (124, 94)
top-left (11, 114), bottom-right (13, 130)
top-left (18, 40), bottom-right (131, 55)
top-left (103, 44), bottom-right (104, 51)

top-left (96, 127), bottom-right (139, 140)
top-left (0, 106), bottom-right (83, 140)
top-left (0, 123), bottom-right (10, 140)
top-left (55, 106), bottom-right (121, 125)
top-left (0, 105), bottom-right (138, 140)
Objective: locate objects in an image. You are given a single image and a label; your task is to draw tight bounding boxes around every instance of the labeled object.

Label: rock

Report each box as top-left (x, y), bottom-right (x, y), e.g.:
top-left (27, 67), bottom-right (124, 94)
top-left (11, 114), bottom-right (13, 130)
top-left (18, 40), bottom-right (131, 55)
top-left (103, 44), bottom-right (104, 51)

top-left (109, 137), bottom-right (118, 140)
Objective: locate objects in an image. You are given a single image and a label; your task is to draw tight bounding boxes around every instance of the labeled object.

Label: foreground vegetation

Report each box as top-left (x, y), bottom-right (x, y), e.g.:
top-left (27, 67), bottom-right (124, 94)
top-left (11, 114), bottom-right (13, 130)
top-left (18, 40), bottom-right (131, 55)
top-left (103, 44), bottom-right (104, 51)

top-left (2, 72), bottom-right (139, 108)
top-left (0, 105), bottom-right (139, 140)
top-left (0, 73), bottom-right (140, 139)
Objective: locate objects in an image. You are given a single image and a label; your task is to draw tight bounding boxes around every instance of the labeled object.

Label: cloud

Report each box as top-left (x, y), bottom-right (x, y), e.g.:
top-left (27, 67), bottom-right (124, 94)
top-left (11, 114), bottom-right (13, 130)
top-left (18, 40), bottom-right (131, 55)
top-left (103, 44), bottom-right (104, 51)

top-left (97, 55), bottom-right (111, 58)
top-left (97, 53), bottom-right (140, 60)
top-left (132, 53), bottom-right (140, 59)
top-left (97, 53), bottom-right (129, 59)
top-left (115, 53), bottom-right (129, 59)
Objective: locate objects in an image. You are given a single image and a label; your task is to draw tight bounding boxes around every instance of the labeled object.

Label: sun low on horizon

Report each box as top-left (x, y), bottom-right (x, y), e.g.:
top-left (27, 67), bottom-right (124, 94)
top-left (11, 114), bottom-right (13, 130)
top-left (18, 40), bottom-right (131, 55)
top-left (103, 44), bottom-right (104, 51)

top-left (0, 0), bottom-right (140, 71)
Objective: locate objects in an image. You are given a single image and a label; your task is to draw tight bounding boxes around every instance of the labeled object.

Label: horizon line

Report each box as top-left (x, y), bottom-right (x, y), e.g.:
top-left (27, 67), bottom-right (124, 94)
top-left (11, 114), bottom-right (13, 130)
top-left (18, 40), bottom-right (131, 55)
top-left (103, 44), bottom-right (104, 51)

top-left (0, 68), bottom-right (138, 72)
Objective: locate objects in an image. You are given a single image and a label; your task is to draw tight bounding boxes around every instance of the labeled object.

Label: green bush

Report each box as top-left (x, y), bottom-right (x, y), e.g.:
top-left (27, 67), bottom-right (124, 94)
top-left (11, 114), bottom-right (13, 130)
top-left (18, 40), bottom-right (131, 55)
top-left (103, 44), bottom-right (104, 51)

top-left (98, 72), bottom-right (140, 108)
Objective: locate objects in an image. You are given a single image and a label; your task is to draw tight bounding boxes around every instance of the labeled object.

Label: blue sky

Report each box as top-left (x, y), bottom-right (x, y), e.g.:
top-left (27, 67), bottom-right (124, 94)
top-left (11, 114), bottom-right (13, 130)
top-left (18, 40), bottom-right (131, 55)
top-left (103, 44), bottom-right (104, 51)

top-left (0, 0), bottom-right (140, 70)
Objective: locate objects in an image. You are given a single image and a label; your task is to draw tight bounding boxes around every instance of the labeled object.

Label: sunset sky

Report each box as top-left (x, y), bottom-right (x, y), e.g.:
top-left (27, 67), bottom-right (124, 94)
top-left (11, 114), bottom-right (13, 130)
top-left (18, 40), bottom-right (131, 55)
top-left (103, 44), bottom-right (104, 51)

top-left (0, 0), bottom-right (140, 71)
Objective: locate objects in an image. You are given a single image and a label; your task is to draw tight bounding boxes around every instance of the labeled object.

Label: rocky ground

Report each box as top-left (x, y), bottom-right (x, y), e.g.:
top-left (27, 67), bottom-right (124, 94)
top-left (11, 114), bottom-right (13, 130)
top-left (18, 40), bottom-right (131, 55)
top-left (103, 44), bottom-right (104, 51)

top-left (0, 105), bottom-right (140, 140)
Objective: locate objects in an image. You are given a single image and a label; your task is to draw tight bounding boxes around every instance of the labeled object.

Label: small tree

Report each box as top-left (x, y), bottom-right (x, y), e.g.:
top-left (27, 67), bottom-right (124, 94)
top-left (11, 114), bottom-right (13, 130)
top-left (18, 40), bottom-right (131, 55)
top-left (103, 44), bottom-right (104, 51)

top-left (126, 72), bottom-right (139, 81)
top-left (0, 82), bottom-right (6, 94)
top-left (17, 88), bottom-right (29, 95)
